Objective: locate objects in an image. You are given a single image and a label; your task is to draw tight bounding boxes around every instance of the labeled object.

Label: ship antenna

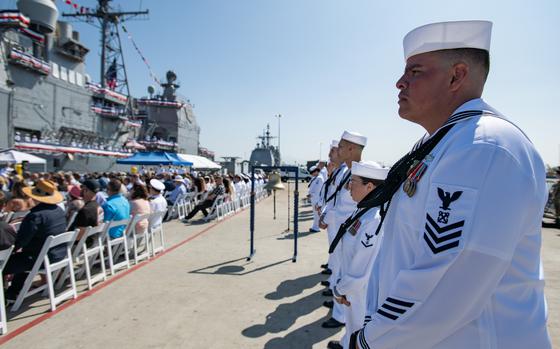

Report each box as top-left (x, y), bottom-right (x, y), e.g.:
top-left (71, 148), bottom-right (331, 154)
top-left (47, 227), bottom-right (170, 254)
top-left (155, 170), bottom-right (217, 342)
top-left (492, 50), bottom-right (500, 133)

top-left (62, 0), bottom-right (149, 101)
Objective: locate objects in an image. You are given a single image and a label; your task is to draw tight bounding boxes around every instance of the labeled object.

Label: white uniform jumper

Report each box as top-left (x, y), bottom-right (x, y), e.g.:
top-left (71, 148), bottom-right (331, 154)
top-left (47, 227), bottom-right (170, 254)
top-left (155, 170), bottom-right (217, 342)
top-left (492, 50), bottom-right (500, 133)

top-left (308, 175), bottom-right (324, 231)
top-left (333, 207), bottom-right (382, 349)
top-left (321, 163), bottom-right (347, 323)
top-left (358, 99), bottom-right (551, 349)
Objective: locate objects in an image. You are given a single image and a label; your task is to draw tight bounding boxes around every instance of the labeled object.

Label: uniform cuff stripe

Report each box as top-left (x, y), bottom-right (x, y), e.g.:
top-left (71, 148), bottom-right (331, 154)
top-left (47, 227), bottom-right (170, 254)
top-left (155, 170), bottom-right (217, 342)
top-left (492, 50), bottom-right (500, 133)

top-left (359, 329), bottom-right (370, 349)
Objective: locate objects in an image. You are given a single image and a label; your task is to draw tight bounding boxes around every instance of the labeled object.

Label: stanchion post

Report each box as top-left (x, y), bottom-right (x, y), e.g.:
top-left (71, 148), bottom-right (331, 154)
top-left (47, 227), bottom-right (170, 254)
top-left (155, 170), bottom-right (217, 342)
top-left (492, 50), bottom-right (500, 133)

top-left (247, 166), bottom-right (256, 261)
top-left (287, 180), bottom-right (290, 232)
top-left (293, 167), bottom-right (299, 262)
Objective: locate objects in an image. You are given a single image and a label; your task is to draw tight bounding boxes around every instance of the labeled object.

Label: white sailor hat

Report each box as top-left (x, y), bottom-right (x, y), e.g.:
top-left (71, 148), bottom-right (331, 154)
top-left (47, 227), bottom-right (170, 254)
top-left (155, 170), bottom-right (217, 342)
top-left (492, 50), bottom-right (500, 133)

top-left (341, 131), bottom-right (367, 147)
top-left (309, 165), bottom-right (319, 173)
top-left (404, 20), bottom-right (492, 61)
top-left (149, 179), bottom-right (165, 192)
top-left (330, 140), bottom-right (339, 148)
top-left (351, 161), bottom-right (389, 180)
top-left (173, 175), bottom-right (183, 181)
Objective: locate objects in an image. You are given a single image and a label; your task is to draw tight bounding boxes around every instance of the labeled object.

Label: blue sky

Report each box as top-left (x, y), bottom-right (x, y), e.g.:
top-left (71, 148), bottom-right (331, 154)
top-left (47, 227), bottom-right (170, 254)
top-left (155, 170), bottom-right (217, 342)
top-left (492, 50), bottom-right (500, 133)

top-left (55, 0), bottom-right (559, 166)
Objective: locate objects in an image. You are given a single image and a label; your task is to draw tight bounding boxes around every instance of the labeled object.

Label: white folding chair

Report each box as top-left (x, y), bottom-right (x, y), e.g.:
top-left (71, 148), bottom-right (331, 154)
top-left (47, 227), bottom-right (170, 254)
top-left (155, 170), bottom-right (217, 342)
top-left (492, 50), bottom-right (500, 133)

top-left (181, 192), bottom-right (197, 218)
top-left (148, 211), bottom-right (166, 256)
top-left (204, 196), bottom-right (224, 222)
top-left (104, 218), bottom-right (131, 275)
top-left (66, 211), bottom-right (78, 231)
top-left (11, 230), bottom-right (79, 312)
top-left (0, 246), bottom-right (14, 334)
top-left (127, 214), bottom-right (151, 265)
top-left (176, 197), bottom-right (186, 220)
top-left (56, 223), bottom-right (108, 291)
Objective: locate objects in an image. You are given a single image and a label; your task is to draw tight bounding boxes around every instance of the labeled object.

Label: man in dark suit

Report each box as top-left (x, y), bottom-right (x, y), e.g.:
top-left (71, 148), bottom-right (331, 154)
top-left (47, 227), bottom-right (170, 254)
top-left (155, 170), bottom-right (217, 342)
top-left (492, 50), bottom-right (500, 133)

top-left (4, 179), bottom-right (67, 300)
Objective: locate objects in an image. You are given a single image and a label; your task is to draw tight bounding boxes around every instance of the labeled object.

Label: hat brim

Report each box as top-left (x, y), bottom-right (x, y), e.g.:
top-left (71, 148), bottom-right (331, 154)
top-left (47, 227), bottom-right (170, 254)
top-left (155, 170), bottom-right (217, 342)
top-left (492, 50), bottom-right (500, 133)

top-left (22, 187), bottom-right (64, 204)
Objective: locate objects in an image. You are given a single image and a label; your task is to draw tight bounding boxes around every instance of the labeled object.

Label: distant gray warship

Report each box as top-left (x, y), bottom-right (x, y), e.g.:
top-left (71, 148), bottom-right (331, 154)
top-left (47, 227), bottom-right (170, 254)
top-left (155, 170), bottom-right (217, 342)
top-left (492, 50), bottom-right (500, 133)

top-left (0, 0), bottom-right (202, 172)
top-left (249, 124), bottom-right (280, 167)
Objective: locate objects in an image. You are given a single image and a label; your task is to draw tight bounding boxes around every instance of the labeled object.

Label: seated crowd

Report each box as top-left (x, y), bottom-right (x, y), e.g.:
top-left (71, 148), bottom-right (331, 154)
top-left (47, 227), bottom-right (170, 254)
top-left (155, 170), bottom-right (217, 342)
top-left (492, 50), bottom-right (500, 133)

top-left (0, 167), bottom-right (266, 305)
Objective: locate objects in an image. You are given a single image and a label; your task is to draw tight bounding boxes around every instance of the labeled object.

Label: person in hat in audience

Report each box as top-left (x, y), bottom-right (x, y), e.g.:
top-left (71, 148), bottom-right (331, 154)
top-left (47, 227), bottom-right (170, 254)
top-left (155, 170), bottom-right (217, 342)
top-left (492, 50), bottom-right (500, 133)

top-left (148, 179), bottom-right (168, 229)
top-left (70, 179), bottom-right (103, 241)
top-left (307, 165), bottom-right (324, 233)
top-left (4, 179), bottom-right (67, 300)
top-left (321, 131), bottom-right (367, 330)
top-left (351, 21), bottom-right (551, 349)
top-left (167, 175), bottom-right (187, 205)
top-left (326, 161), bottom-right (388, 349)
top-left (102, 179), bottom-right (130, 239)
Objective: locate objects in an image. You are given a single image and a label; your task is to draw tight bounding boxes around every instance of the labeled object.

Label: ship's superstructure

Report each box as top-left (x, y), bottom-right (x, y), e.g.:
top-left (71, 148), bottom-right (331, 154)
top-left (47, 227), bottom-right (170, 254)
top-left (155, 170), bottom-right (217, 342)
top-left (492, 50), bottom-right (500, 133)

top-left (249, 124), bottom-right (280, 167)
top-left (0, 0), bottom-right (201, 172)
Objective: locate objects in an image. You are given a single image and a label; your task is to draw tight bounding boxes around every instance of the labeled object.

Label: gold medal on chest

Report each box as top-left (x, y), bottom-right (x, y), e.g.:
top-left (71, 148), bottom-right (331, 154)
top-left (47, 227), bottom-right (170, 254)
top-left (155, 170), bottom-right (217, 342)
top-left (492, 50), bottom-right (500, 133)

top-left (403, 154), bottom-right (433, 198)
top-left (403, 178), bottom-right (416, 197)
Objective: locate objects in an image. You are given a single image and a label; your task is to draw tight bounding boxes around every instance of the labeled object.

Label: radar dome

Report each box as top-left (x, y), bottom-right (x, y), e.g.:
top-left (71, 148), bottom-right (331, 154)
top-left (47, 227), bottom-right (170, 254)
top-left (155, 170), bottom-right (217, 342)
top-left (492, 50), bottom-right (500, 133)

top-left (17, 0), bottom-right (58, 34)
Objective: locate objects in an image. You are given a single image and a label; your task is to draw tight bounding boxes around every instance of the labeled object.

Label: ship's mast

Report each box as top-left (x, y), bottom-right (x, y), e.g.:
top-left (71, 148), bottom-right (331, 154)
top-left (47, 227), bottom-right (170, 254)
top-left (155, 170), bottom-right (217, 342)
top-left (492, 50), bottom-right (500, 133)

top-left (62, 0), bottom-right (148, 96)
top-left (257, 124), bottom-right (276, 149)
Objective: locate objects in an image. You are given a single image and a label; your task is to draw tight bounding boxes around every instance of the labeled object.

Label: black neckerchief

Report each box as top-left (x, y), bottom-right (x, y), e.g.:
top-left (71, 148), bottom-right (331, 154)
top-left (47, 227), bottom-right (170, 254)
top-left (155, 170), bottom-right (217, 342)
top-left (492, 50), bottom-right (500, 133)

top-left (328, 109), bottom-right (488, 254)
top-left (308, 176), bottom-right (317, 188)
top-left (325, 169), bottom-right (351, 206)
top-left (322, 167), bottom-right (342, 202)
top-left (358, 110), bottom-right (486, 211)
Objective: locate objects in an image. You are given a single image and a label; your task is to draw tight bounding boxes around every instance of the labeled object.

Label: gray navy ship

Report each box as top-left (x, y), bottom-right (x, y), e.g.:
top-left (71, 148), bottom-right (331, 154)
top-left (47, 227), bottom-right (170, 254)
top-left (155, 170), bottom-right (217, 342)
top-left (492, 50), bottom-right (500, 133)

top-left (0, 0), bottom-right (202, 172)
top-left (249, 124), bottom-right (280, 167)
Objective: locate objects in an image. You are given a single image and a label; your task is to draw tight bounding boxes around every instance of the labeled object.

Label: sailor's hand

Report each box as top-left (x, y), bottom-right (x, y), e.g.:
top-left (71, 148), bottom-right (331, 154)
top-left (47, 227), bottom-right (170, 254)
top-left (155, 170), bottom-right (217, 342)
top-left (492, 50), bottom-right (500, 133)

top-left (319, 221), bottom-right (328, 229)
top-left (334, 295), bottom-right (344, 304)
top-left (335, 295), bottom-right (351, 306)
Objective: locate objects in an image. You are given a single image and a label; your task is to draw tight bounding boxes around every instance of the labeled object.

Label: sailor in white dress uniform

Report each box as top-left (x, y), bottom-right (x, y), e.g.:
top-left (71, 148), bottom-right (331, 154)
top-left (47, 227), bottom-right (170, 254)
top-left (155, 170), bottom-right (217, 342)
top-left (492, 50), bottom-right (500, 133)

top-left (319, 141), bottom-right (346, 326)
top-left (353, 20), bottom-right (551, 349)
top-left (322, 131), bottom-right (368, 329)
top-left (308, 165), bottom-right (324, 232)
top-left (327, 161), bottom-right (389, 349)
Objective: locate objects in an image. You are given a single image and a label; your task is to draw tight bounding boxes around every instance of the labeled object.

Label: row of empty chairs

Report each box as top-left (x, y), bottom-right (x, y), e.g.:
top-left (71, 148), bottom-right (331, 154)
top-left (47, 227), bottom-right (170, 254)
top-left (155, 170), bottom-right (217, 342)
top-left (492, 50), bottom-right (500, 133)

top-left (0, 210), bottom-right (167, 334)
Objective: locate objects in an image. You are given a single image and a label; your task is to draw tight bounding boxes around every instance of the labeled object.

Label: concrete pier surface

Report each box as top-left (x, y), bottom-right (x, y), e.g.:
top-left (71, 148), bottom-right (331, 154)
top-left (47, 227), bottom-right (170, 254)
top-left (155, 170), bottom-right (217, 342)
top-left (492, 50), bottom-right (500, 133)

top-left (1, 187), bottom-right (558, 348)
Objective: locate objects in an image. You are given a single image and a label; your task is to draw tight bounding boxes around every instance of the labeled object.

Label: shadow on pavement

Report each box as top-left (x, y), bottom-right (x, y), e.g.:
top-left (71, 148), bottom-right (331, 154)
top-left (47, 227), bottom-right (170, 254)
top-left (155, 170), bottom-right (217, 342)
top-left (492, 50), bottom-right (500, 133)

top-left (277, 230), bottom-right (320, 240)
top-left (242, 288), bottom-right (326, 338)
top-left (189, 257), bottom-right (292, 276)
top-left (265, 272), bottom-right (323, 300)
top-left (263, 316), bottom-right (342, 349)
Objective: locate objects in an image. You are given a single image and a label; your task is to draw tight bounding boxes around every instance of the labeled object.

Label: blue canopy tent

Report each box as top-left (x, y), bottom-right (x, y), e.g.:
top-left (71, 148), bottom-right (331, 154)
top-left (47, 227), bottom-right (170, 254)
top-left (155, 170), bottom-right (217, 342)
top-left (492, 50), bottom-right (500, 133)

top-left (116, 152), bottom-right (193, 166)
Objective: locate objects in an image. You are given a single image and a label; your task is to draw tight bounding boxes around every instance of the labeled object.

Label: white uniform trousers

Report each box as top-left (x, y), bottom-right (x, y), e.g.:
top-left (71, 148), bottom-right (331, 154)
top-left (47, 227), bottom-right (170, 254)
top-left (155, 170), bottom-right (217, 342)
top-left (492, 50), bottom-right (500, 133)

top-left (311, 207), bottom-right (320, 231)
top-left (326, 215), bottom-right (344, 323)
top-left (342, 293), bottom-right (367, 348)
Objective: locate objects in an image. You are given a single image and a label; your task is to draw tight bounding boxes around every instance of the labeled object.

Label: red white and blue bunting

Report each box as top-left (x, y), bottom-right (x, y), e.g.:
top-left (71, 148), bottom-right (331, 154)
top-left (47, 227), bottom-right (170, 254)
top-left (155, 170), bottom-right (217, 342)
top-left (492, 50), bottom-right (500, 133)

top-left (0, 12), bottom-right (30, 27)
top-left (14, 141), bottom-right (131, 158)
top-left (8, 48), bottom-right (50, 75)
top-left (137, 98), bottom-right (184, 109)
top-left (86, 82), bottom-right (128, 103)
top-left (19, 27), bottom-right (45, 43)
